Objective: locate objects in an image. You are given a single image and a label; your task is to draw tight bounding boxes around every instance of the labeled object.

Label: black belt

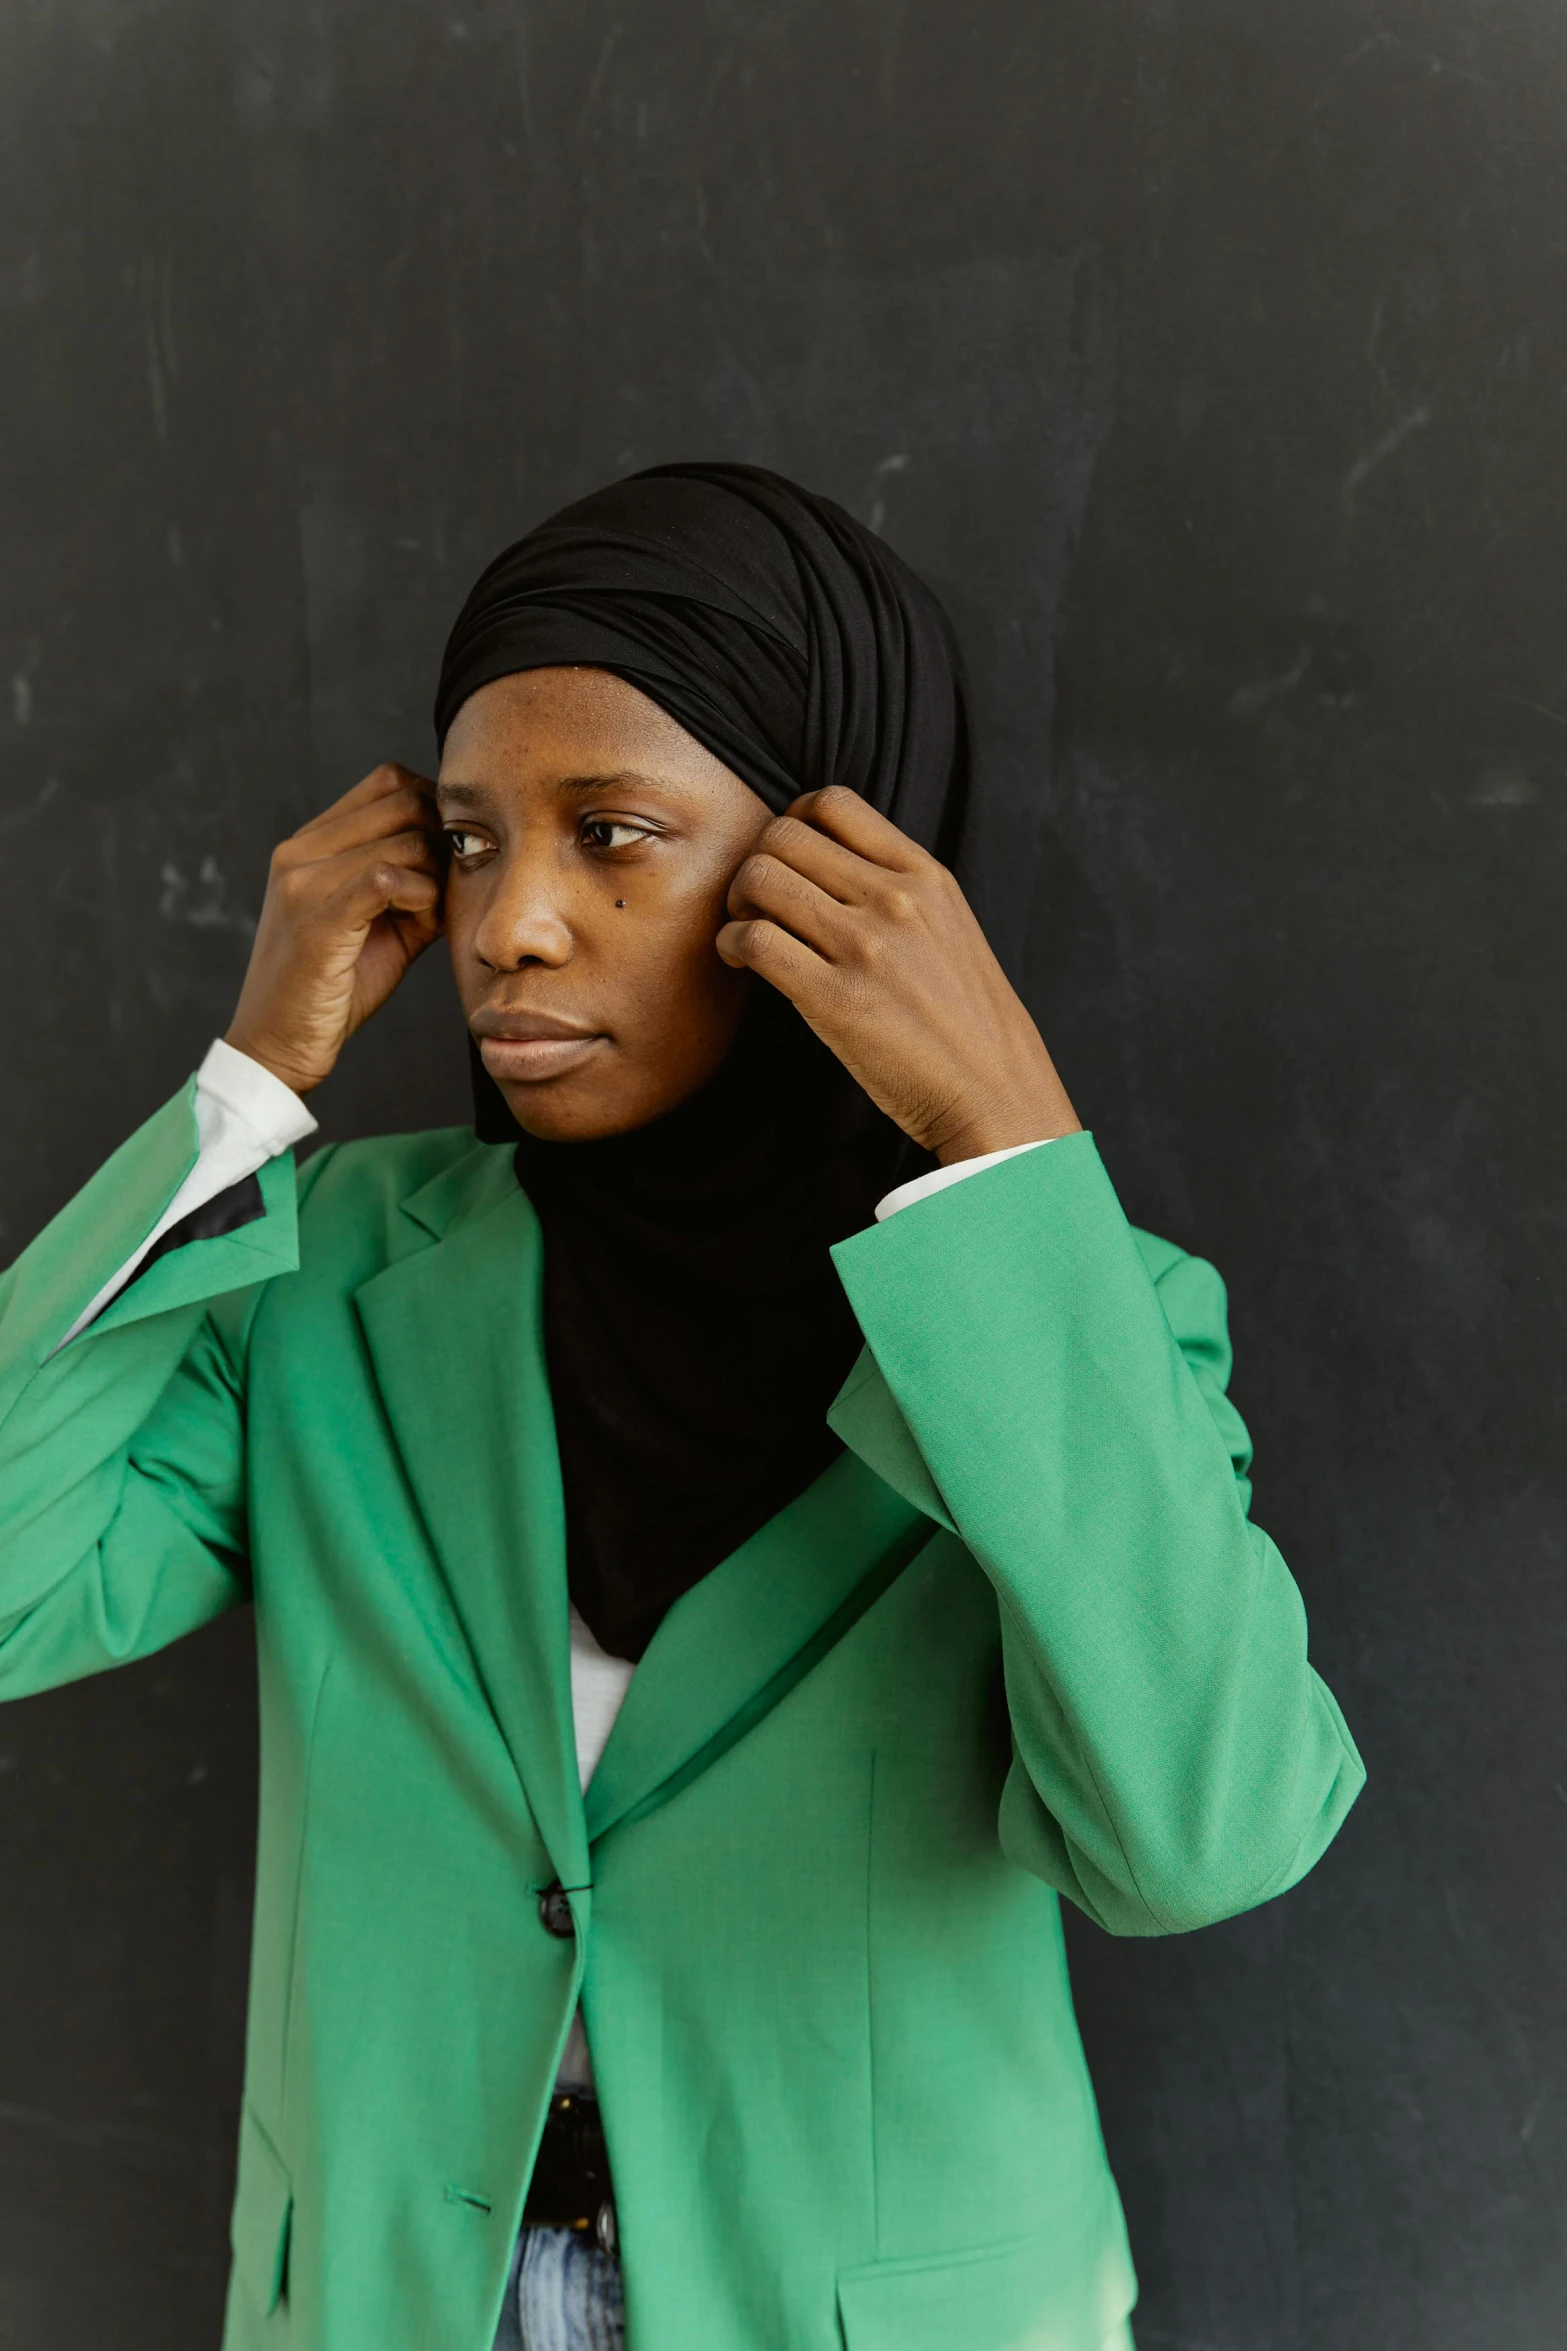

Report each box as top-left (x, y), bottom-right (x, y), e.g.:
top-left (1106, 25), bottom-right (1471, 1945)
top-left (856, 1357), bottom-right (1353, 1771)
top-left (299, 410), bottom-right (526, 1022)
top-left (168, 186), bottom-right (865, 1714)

top-left (523, 2091), bottom-right (618, 2256)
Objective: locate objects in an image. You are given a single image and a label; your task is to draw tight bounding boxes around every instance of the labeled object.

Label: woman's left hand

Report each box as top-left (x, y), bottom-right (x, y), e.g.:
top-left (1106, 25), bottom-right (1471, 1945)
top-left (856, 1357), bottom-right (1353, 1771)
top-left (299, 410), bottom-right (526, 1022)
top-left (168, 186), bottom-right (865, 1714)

top-left (717, 787), bottom-right (1081, 1164)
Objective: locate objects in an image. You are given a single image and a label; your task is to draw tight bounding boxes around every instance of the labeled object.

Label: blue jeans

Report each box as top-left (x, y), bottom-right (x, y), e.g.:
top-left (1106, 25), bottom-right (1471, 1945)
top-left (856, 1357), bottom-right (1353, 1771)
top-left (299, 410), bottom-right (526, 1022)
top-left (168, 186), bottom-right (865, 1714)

top-left (491, 2226), bottom-right (625, 2351)
top-left (487, 2227), bottom-right (1135, 2351)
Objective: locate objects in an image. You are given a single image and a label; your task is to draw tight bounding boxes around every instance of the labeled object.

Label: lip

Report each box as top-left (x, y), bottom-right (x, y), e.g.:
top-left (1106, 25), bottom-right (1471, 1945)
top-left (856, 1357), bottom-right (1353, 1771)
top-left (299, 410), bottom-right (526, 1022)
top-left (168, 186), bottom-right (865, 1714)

top-left (472, 1010), bottom-right (606, 1085)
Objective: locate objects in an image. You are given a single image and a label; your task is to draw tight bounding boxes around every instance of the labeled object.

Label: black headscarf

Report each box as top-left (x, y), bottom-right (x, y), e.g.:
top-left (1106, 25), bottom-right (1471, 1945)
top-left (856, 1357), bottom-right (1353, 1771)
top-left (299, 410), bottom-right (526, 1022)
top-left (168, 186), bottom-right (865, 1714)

top-left (435, 462), bottom-right (970, 1660)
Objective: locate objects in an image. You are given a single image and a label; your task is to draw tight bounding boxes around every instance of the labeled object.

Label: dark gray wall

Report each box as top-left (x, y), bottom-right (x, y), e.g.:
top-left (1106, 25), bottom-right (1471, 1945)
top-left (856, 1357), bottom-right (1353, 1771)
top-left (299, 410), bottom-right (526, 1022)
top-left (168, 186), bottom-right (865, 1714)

top-left (1, 3), bottom-right (1563, 2344)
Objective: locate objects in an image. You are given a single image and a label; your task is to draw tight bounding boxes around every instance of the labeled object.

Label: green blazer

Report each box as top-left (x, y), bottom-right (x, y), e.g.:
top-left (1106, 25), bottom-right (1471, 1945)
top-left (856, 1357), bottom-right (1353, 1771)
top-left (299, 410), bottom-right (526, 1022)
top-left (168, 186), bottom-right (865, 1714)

top-left (0, 1086), bottom-right (1362, 2351)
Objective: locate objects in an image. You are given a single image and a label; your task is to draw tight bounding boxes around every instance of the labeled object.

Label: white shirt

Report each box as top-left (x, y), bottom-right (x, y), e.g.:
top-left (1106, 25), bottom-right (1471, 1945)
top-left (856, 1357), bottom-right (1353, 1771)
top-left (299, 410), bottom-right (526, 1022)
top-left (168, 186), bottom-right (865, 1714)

top-left (76, 1040), bottom-right (1055, 2087)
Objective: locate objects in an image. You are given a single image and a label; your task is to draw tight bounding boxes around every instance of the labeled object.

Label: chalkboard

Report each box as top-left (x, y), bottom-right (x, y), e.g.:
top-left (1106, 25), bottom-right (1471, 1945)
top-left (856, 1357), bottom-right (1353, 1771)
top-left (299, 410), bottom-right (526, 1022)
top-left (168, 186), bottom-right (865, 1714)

top-left (1, 3), bottom-right (1563, 2343)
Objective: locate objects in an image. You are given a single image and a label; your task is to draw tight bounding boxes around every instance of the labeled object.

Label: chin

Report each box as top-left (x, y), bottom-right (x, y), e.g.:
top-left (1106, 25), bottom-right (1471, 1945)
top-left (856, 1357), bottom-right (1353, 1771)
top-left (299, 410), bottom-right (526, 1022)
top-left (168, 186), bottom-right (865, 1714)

top-left (498, 1079), bottom-right (657, 1144)
top-left (499, 1053), bottom-right (729, 1143)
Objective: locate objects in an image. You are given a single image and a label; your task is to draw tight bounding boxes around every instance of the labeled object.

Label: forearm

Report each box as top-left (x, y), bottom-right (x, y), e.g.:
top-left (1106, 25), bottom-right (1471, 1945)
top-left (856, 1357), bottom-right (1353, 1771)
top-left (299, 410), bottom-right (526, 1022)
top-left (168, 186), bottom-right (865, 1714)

top-left (0, 1069), bottom-right (306, 1692)
top-left (831, 1134), bottom-right (1364, 1934)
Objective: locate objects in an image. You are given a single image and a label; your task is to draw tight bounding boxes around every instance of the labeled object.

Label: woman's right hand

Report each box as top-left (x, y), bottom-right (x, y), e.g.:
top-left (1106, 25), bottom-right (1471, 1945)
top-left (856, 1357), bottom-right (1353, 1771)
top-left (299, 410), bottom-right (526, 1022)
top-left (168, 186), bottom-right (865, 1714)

top-left (224, 763), bottom-right (444, 1097)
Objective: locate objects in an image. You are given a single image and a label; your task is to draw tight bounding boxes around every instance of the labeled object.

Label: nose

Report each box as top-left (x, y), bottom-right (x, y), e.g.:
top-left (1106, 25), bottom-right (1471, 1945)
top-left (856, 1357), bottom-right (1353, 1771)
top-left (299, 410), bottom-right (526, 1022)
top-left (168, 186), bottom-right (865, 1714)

top-left (471, 843), bottom-right (574, 973)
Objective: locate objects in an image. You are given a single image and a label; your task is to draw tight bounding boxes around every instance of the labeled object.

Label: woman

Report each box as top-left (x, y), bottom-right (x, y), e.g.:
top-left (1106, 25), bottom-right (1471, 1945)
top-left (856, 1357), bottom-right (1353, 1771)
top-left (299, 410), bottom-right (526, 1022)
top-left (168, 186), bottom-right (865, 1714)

top-left (0, 464), bottom-right (1362, 2351)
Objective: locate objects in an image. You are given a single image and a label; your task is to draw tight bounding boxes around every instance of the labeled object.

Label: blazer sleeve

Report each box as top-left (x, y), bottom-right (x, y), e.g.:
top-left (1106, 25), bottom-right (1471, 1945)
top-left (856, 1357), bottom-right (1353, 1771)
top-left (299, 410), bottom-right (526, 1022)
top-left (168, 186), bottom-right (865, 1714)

top-left (829, 1131), bottom-right (1364, 1938)
top-left (0, 1080), bottom-right (312, 1700)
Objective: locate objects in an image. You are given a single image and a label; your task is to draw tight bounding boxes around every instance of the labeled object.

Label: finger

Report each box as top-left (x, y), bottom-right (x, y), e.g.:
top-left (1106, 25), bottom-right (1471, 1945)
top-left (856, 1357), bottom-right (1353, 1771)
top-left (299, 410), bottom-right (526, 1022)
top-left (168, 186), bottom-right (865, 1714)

top-left (285, 789), bottom-right (439, 869)
top-left (342, 863), bottom-right (442, 923)
top-left (726, 850), bottom-right (860, 959)
top-left (294, 762), bottom-right (437, 841)
top-left (327, 826), bottom-right (442, 881)
top-left (784, 785), bottom-right (928, 873)
top-left (283, 831), bottom-right (442, 917)
top-left (386, 891), bottom-right (446, 949)
top-left (749, 812), bottom-right (879, 906)
top-left (715, 917), bottom-right (836, 1007)
top-left (332, 835), bottom-right (443, 911)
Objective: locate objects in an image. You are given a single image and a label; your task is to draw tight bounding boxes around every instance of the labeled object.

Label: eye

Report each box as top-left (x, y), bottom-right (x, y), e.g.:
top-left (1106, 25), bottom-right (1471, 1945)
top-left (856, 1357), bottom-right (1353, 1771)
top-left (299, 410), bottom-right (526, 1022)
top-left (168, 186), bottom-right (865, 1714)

top-left (443, 826), bottom-right (491, 861)
top-left (580, 815), bottom-right (652, 853)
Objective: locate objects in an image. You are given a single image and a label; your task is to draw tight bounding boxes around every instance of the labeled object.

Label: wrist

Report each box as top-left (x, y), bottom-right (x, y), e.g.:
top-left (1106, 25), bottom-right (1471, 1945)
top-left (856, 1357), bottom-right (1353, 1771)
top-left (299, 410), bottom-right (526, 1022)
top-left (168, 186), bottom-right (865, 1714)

top-left (933, 1118), bottom-right (1081, 1167)
top-left (930, 1086), bottom-right (1081, 1167)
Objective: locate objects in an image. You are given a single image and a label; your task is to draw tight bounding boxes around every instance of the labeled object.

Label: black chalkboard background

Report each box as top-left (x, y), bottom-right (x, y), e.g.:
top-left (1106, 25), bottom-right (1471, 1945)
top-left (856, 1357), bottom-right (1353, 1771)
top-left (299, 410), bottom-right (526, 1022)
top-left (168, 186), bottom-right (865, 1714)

top-left (1, 5), bottom-right (1563, 2344)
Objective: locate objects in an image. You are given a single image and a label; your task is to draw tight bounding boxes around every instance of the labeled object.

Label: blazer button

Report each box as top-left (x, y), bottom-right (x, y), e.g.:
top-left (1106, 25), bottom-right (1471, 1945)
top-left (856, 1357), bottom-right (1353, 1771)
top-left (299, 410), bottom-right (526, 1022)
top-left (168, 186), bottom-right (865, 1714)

top-left (538, 1882), bottom-right (575, 1939)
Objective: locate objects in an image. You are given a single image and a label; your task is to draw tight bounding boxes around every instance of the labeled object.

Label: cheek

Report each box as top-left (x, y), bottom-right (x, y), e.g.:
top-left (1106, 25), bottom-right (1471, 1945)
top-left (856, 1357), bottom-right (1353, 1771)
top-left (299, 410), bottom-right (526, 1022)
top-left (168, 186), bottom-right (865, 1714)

top-left (665, 857), bottom-right (751, 964)
top-left (654, 838), bottom-right (754, 961)
top-left (606, 891), bottom-right (749, 1065)
top-left (613, 906), bottom-right (733, 1018)
top-left (617, 849), bottom-right (736, 964)
top-left (442, 882), bottom-right (484, 995)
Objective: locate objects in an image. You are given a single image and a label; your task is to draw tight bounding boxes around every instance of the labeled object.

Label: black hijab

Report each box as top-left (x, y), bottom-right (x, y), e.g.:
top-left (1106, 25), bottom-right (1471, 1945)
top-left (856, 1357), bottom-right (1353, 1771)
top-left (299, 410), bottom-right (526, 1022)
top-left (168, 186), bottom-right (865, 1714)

top-left (435, 462), bottom-right (970, 1660)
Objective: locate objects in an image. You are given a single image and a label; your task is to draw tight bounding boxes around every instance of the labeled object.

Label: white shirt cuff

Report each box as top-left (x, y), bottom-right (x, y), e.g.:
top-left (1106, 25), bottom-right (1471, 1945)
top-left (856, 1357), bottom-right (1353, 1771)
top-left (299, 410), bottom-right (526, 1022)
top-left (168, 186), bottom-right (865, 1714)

top-left (194, 1036), bottom-right (319, 1157)
top-left (56, 1043), bottom-right (317, 1348)
top-left (874, 1137), bottom-right (1059, 1223)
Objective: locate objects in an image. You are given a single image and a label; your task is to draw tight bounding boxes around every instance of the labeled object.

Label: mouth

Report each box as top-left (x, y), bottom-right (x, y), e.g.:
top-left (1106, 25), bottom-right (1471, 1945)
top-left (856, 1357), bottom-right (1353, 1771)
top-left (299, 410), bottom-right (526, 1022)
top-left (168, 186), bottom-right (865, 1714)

top-left (471, 1010), bottom-right (607, 1085)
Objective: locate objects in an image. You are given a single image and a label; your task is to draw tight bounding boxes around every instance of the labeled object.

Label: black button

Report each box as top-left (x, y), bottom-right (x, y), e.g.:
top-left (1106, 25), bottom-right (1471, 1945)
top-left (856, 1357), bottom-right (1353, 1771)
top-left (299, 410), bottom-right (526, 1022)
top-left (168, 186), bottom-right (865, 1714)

top-left (538, 1882), bottom-right (575, 1938)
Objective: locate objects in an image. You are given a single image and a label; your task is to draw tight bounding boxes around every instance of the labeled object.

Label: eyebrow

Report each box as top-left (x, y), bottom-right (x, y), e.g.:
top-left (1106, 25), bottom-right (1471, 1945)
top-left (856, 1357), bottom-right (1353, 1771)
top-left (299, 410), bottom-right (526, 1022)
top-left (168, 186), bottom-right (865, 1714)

top-left (436, 770), bottom-right (674, 806)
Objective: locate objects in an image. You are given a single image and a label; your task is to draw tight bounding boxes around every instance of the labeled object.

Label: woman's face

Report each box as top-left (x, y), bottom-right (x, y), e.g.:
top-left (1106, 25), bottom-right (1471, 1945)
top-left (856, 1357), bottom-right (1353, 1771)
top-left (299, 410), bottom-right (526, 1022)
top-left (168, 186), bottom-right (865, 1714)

top-left (439, 665), bottom-right (771, 1141)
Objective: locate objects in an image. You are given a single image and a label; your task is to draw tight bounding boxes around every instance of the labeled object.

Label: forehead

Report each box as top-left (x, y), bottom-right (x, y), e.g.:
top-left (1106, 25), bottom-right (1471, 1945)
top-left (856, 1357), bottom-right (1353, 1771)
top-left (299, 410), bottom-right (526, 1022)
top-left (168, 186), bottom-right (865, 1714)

top-left (437, 665), bottom-right (726, 794)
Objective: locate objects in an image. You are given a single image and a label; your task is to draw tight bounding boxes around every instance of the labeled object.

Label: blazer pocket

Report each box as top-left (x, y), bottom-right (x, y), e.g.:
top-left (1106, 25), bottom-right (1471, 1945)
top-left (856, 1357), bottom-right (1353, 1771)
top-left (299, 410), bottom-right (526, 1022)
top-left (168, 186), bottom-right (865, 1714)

top-left (230, 2103), bottom-right (294, 2317)
top-left (838, 2226), bottom-right (1101, 2351)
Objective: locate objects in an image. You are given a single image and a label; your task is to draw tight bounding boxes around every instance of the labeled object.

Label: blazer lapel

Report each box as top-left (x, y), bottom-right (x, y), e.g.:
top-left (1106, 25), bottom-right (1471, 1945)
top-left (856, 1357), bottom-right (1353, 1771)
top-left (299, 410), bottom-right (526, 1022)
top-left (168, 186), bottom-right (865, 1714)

top-left (353, 1157), bottom-right (947, 1870)
top-left (353, 1148), bottom-right (587, 1896)
top-left (584, 1444), bottom-right (930, 1845)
